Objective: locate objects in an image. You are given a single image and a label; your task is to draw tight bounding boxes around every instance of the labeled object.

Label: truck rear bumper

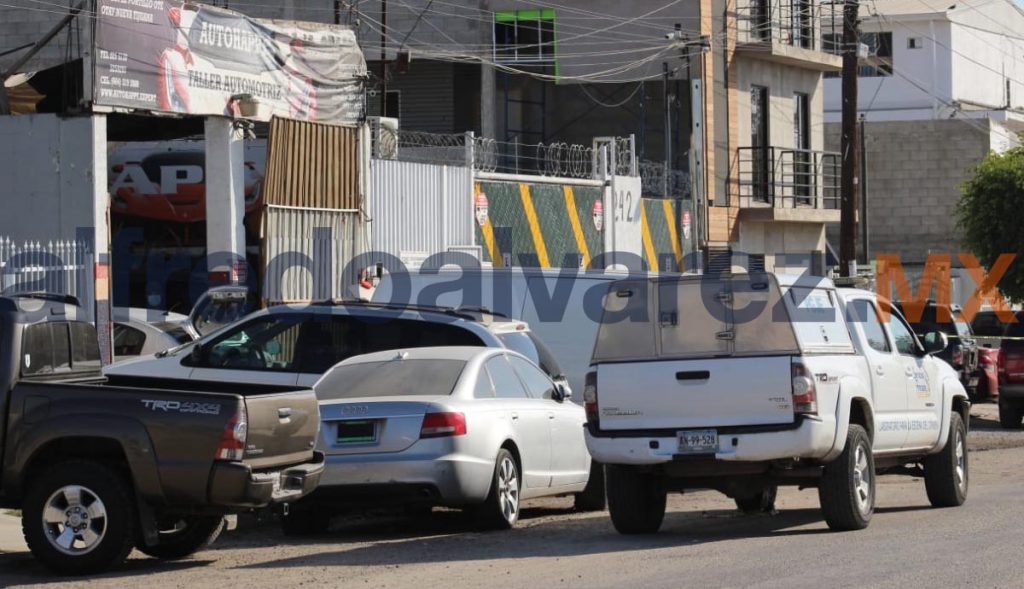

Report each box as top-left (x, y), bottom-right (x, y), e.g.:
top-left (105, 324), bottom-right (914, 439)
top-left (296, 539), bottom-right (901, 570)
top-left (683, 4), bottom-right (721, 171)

top-left (999, 383), bottom-right (1024, 401)
top-left (208, 451), bottom-right (325, 509)
top-left (585, 415), bottom-right (835, 465)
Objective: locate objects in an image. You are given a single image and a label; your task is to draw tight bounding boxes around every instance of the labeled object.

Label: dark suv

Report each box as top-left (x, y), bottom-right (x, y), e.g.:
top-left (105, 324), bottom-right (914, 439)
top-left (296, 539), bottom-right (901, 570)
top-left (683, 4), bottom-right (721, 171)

top-left (895, 301), bottom-right (980, 396)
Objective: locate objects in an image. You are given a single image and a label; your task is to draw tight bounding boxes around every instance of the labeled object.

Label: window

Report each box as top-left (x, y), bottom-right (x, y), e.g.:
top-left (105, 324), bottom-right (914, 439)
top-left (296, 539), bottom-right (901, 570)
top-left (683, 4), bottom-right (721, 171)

top-left (793, 92), bottom-right (812, 203)
top-left (508, 355), bottom-right (556, 400)
top-left (496, 330), bottom-right (563, 379)
top-left (823, 32), bottom-right (893, 77)
top-left (474, 368), bottom-right (496, 398)
top-left (847, 299), bottom-right (891, 353)
top-left (750, 85), bottom-right (771, 202)
top-left (197, 314), bottom-right (305, 371)
top-left (908, 37), bottom-right (923, 49)
top-left (888, 314), bottom-right (919, 356)
top-left (22, 321), bottom-right (100, 376)
top-left (494, 9), bottom-right (556, 63)
top-left (315, 359), bottom-right (466, 401)
top-left (787, 288), bottom-right (854, 351)
top-left (859, 32), bottom-right (893, 77)
top-left (113, 323), bottom-right (147, 357)
top-left (485, 355), bottom-right (528, 399)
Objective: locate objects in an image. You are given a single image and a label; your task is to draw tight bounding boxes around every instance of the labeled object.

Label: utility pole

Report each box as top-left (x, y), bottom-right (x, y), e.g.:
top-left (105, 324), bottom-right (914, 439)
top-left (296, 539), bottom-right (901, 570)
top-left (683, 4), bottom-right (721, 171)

top-left (380, 0), bottom-right (388, 117)
top-left (859, 113), bottom-right (869, 265)
top-left (839, 0), bottom-right (860, 277)
top-left (663, 62), bottom-right (672, 196)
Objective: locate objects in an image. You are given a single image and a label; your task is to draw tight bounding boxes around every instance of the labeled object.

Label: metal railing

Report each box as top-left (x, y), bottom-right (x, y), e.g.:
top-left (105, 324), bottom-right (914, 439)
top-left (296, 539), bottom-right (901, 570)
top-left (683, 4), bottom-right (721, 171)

top-left (0, 238), bottom-right (93, 310)
top-left (736, 0), bottom-right (831, 52)
top-left (735, 146), bottom-right (840, 209)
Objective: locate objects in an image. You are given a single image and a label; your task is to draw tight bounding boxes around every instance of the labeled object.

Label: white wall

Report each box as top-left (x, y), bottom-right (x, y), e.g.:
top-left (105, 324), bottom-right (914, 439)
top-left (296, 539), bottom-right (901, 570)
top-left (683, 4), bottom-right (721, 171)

top-left (950, 23), bottom-right (1024, 111)
top-left (736, 58), bottom-right (825, 151)
top-left (824, 18), bottom-right (953, 122)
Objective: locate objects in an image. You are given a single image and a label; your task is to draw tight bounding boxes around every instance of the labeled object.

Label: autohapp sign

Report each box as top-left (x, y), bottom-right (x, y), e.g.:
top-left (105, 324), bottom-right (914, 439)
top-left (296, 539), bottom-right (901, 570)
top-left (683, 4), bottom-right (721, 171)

top-left (93, 0), bottom-right (367, 123)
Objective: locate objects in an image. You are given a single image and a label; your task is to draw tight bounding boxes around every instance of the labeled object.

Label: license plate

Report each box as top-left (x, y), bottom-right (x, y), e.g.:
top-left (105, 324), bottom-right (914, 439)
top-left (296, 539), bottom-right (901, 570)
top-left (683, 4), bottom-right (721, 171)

top-left (336, 420), bottom-right (377, 444)
top-left (677, 429), bottom-right (718, 454)
top-left (967, 377), bottom-right (980, 387)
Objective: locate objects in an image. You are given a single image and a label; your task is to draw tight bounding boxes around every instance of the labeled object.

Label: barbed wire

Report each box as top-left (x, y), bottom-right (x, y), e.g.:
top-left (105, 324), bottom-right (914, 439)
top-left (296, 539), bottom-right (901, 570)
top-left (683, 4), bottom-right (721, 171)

top-left (639, 159), bottom-right (691, 197)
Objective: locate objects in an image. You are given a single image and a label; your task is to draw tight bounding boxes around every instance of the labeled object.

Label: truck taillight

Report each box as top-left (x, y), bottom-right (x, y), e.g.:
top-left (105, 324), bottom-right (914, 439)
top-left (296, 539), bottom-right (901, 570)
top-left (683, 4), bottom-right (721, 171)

top-left (583, 371), bottom-right (599, 425)
top-left (420, 412), bottom-right (467, 438)
top-left (791, 362), bottom-right (818, 415)
top-left (215, 408), bottom-right (248, 461)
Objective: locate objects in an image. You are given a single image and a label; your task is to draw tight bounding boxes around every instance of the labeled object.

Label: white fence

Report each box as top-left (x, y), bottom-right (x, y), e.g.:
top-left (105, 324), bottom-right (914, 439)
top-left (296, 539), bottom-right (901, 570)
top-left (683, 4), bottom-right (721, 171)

top-left (0, 238), bottom-right (94, 313)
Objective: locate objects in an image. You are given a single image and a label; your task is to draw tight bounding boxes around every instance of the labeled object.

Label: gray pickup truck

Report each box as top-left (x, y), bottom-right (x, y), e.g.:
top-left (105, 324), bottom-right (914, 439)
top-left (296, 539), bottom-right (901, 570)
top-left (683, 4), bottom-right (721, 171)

top-left (0, 294), bottom-right (324, 574)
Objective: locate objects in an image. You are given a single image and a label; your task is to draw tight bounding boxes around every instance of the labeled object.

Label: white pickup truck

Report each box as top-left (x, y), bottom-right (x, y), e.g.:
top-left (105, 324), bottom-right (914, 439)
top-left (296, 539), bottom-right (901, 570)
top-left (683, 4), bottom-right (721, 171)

top-left (584, 274), bottom-right (970, 533)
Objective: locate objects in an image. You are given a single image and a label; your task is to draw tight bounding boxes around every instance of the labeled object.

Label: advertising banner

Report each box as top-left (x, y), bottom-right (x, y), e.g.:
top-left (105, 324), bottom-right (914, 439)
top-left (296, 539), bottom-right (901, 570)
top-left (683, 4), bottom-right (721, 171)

top-left (93, 0), bottom-right (366, 123)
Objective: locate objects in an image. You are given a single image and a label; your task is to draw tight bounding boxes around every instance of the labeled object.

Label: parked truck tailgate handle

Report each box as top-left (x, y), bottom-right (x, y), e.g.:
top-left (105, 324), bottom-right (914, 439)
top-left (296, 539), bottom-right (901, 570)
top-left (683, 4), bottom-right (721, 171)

top-left (676, 371), bottom-right (711, 381)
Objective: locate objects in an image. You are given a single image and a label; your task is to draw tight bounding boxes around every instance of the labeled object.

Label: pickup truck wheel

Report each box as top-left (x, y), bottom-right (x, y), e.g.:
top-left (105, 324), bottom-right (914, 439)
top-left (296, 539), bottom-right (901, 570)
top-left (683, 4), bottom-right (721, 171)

top-left (136, 515), bottom-right (224, 559)
top-left (574, 461), bottom-right (607, 512)
top-left (606, 465), bottom-right (666, 534)
top-left (734, 486), bottom-right (777, 514)
top-left (22, 460), bottom-right (135, 575)
top-left (475, 449), bottom-right (521, 530)
top-left (818, 424), bottom-right (874, 531)
top-left (924, 412), bottom-right (969, 507)
top-left (280, 506), bottom-right (332, 536)
top-left (998, 399), bottom-right (1023, 429)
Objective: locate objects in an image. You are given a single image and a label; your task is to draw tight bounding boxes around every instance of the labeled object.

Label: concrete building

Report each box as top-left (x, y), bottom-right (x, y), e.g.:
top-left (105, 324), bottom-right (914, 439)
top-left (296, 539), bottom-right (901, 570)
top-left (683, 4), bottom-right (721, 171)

top-left (823, 0), bottom-right (1024, 264)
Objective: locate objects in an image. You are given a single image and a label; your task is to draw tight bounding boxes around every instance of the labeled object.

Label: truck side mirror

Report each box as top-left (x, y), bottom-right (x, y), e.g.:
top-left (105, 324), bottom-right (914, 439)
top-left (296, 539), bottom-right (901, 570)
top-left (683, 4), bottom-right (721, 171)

top-left (922, 331), bottom-right (948, 355)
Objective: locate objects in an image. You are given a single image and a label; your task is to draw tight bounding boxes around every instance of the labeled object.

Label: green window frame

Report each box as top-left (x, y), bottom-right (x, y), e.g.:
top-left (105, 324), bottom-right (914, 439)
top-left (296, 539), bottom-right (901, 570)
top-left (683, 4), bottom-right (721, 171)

top-left (493, 9), bottom-right (556, 64)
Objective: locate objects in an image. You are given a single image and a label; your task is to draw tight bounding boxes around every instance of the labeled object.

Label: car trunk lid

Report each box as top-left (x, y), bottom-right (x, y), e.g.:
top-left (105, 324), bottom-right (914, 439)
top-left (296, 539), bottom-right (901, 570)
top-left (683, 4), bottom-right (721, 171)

top-left (242, 389), bottom-right (320, 469)
top-left (318, 398), bottom-right (442, 455)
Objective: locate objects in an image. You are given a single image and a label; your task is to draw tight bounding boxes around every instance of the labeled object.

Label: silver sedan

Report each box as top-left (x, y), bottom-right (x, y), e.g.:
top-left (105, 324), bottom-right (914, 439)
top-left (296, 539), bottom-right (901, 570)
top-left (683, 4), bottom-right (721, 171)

top-left (282, 346), bottom-right (604, 534)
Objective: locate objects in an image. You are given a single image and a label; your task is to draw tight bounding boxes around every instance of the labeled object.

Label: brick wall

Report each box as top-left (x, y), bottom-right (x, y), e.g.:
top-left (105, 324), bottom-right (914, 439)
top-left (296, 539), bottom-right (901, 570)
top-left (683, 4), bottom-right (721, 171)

top-left (825, 119), bottom-right (994, 265)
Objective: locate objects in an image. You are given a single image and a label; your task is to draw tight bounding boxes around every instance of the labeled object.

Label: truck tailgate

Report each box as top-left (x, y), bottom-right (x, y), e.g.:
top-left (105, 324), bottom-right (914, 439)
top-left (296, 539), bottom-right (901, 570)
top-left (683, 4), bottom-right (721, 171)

top-left (243, 390), bottom-right (320, 470)
top-left (597, 356), bottom-right (795, 430)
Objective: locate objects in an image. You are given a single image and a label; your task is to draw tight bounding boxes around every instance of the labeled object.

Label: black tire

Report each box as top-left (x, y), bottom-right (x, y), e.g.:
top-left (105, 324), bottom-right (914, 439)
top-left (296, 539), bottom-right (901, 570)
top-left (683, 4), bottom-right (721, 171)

top-left (818, 424), bottom-right (874, 531)
top-left (998, 399), bottom-right (1023, 429)
top-left (136, 515), bottom-right (224, 560)
top-left (21, 459), bottom-right (136, 575)
top-left (924, 412), bottom-right (969, 508)
top-left (280, 506), bottom-right (332, 536)
top-left (574, 461), bottom-right (607, 512)
top-left (606, 465), bottom-right (666, 534)
top-left (476, 448), bottom-right (521, 530)
top-left (734, 486), bottom-right (778, 514)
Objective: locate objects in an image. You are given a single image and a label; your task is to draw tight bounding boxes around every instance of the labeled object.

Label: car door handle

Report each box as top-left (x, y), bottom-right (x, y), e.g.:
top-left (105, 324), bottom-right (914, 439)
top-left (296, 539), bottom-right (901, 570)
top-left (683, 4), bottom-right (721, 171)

top-left (278, 407), bottom-right (292, 419)
top-left (511, 412), bottom-right (519, 420)
top-left (905, 368), bottom-right (914, 377)
top-left (875, 366), bottom-right (885, 375)
top-left (548, 412), bottom-right (555, 420)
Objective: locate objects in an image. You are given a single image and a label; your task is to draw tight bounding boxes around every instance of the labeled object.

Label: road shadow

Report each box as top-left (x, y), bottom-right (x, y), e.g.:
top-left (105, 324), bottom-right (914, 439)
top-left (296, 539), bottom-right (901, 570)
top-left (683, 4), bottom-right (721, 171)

top-left (232, 505), bottom-right (835, 570)
top-left (0, 552), bottom-right (215, 587)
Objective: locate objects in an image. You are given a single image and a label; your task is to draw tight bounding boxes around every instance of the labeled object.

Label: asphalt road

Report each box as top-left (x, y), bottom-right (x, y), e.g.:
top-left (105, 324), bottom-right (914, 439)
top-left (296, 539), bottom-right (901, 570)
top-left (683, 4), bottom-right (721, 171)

top-left (2, 402), bottom-right (1022, 589)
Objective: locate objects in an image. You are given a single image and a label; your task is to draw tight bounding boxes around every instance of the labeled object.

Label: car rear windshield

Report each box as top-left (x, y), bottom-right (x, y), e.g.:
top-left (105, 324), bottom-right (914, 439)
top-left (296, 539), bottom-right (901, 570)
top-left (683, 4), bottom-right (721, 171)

top-left (315, 359), bottom-right (466, 400)
top-left (22, 321), bottom-right (101, 376)
top-left (901, 306), bottom-right (972, 339)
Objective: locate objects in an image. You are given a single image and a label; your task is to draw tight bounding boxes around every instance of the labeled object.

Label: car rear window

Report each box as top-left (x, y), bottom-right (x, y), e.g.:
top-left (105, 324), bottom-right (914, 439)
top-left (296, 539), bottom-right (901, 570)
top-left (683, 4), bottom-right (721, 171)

top-left (23, 321), bottom-right (101, 376)
top-left (785, 287), bottom-right (854, 352)
top-left (315, 359), bottom-right (466, 400)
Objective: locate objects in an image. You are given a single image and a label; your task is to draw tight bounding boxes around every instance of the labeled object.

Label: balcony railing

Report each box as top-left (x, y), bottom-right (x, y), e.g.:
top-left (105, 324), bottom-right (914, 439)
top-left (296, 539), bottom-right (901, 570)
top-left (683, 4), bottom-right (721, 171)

top-left (736, 146), bottom-right (840, 209)
top-left (736, 0), bottom-right (830, 52)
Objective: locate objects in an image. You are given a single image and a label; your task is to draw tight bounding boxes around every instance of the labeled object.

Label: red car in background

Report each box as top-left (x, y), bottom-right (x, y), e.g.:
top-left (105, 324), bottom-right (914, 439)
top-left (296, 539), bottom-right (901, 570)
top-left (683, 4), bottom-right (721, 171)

top-left (110, 149), bottom-right (264, 224)
top-left (977, 347), bottom-right (1000, 402)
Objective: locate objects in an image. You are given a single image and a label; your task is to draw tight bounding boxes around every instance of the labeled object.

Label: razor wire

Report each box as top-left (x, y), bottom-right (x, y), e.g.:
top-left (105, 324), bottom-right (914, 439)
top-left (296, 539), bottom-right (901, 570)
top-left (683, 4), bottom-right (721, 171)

top-left (639, 159), bottom-right (692, 197)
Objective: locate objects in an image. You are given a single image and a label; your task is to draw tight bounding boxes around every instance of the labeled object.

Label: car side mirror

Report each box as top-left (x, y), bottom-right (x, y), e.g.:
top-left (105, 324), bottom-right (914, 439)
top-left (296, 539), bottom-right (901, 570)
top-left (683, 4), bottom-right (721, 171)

top-left (922, 331), bottom-right (948, 355)
top-left (552, 383), bottom-right (571, 402)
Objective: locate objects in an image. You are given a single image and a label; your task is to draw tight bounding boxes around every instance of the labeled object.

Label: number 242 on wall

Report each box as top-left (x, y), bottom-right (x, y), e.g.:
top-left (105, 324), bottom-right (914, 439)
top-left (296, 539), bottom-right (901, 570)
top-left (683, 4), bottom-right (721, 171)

top-left (615, 190), bottom-right (634, 222)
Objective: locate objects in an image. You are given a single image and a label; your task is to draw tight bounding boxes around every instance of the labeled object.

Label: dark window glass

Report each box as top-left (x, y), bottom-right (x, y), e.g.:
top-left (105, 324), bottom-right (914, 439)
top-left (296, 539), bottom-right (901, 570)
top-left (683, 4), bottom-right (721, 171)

top-left (114, 323), bottom-right (148, 357)
top-left (486, 355), bottom-right (528, 399)
top-left (316, 359), bottom-right (466, 401)
top-left (888, 314), bottom-right (918, 356)
top-left (198, 314), bottom-right (305, 371)
top-left (508, 355), bottom-right (556, 400)
top-left (22, 324), bottom-right (53, 376)
top-left (51, 323), bottom-right (71, 371)
top-left (847, 299), bottom-right (891, 353)
top-left (70, 322), bottom-right (102, 371)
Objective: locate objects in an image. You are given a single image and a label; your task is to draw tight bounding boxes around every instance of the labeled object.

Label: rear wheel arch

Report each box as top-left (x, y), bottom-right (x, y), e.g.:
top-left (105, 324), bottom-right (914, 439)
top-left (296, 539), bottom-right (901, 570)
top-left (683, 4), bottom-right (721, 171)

top-left (22, 437), bottom-right (131, 497)
top-left (499, 440), bottom-right (522, 476)
top-left (849, 398), bottom-right (874, 444)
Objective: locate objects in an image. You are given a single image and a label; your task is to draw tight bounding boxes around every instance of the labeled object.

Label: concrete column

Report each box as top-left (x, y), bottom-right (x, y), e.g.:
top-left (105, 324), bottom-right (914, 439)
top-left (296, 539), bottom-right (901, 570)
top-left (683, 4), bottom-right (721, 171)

top-left (204, 117), bottom-right (246, 284)
top-left (89, 115), bottom-right (113, 364)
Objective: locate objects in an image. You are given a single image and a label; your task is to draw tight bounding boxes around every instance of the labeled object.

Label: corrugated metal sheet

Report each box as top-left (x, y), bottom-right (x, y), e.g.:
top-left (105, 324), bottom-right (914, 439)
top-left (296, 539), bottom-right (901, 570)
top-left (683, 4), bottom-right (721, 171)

top-left (369, 159), bottom-right (473, 271)
top-left (263, 117), bottom-right (360, 210)
top-left (262, 207), bottom-right (359, 304)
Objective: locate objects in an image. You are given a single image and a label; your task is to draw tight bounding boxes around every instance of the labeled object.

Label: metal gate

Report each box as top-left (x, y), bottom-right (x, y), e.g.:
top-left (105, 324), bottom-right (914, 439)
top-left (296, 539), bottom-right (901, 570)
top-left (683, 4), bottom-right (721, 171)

top-left (0, 237), bottom-right (94, 312)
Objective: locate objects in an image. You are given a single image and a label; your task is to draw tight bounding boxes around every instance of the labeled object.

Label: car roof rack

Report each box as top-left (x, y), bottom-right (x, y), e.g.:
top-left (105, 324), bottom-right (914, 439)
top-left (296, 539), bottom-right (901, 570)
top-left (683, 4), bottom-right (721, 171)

top-left (316, 299), bottom-right (510, 321)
